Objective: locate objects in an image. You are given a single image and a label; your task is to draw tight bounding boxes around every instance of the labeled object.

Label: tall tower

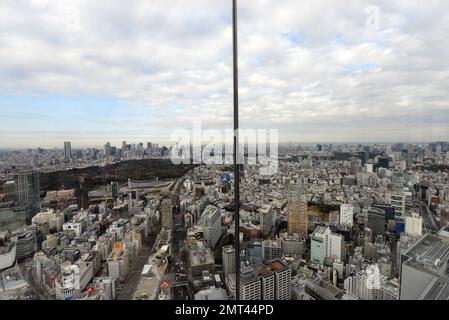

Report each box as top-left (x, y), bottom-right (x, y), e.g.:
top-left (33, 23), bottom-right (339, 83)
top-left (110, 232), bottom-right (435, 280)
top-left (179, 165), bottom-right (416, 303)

top-left (287, 183), bottom-right (308, 237)
top-left (104, 142), bottom-right (111, 158)
top-left (64, 141), bottom-right (72, 160)
top-left (14, 170), bottom-right (40, 217)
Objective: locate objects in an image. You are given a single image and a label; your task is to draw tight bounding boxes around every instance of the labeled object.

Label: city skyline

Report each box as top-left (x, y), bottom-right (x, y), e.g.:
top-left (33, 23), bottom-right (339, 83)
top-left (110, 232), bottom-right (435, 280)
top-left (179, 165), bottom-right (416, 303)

top-left (1, 0), bottom-right (449, 148)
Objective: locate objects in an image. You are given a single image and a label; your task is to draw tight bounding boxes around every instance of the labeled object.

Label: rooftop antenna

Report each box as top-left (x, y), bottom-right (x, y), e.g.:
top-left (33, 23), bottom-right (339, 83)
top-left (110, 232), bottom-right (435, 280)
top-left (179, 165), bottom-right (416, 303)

top-left (232, 0), bottom-right (240, 300)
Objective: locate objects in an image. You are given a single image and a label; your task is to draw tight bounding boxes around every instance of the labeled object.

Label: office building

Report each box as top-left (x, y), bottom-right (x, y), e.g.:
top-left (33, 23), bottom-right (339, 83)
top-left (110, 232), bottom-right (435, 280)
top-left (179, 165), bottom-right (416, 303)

top-left (310, 226), bottom-right (344, 265)
top-left (367, 207), bottom-right (386, 236)
top-left (3, 181), bottom-right (15, 203)
top-left (287, 183), bottom-right (308, 237)
top-left (405, 213), bottom-right (423, 237)
top-left (259, 204), bottom-right (273, 237)
top-left (388, 191), bottom-right (406, 217)
top-left (222, 245), bottom-right (235, 276)
top-left (280, 233), bottom-right (305, 255)
top-left (189, 241), bottom-right (215, 279)
top-left (64, 141), bottom-right (72, 160)
top-left (107, 244), bottom-right (129, 282)
top-left (104, 142), bottom-right (111, 158)
top-left (14, 171), bottom-right (40, 215)
top-left (340, 203), bottom-right (354, 227)
top-left (262, 239), bottom-right (282, 262)
top-left (200, 205), bottom-right (222, 249)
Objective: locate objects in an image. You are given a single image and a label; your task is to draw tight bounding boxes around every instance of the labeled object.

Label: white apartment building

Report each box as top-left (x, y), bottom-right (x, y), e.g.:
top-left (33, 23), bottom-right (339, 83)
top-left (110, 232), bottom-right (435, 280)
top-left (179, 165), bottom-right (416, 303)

top-left (311, 226), bottom-right (344, 264)
top-left (201, 205), bottom-right (222, 249)
top-left (340, 204), bottom-right (354, 227)
top-left (405, 212), bottom-right (423, 237)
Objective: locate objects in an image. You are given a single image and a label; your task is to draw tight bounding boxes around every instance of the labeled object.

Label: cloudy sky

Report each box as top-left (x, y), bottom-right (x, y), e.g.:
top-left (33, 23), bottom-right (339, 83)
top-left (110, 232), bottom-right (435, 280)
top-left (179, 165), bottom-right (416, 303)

top-left (1, 0), bottom-right (449, 148)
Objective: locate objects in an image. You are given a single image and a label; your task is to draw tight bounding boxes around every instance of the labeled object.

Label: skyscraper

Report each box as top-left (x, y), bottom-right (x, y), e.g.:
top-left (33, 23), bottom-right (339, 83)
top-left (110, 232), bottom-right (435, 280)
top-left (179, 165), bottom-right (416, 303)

top-left (200, 205), bottom-right (222, 249)
top-left (4, 181), bottom-right (16, 203)
top-left (64, 141), bottom-right (72, 160)
top-left (259, 204), bottom-right (273, 237)
top-left (340, 203), bottom-right (354, 227)
top-left (104, 142), bottom-right (111, 158)
top-left (222, 245), bottom-right (235, 276)
top-left (14, 171), bottom-right (40, 213)
top-left (367, 207), bottom-right (386, 236)
top-left (287, 183), bottom-right (308, 237)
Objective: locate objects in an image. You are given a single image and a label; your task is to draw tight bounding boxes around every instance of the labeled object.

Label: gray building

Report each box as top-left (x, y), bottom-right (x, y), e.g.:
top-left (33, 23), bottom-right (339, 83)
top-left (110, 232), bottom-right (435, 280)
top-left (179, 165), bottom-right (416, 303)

top-left (222, 245), bottom-right (235, 276)
top-left (64, 141), bottom-right (72, 159)
top-left (400, 233), bottom-right (449, 300)
top-left (367, 207), bottom-right (385, 236)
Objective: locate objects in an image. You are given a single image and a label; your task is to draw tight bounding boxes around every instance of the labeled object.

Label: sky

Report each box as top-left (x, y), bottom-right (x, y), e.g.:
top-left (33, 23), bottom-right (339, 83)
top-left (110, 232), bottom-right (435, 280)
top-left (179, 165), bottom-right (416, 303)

top-left (1, 0), bottom-right (449, 148)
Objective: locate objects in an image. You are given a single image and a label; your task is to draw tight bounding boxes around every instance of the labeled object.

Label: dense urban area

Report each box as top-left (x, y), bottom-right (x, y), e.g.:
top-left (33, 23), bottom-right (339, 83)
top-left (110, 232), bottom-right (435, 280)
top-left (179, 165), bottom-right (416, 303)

top-left (1, 141), bottom-right (449, 300)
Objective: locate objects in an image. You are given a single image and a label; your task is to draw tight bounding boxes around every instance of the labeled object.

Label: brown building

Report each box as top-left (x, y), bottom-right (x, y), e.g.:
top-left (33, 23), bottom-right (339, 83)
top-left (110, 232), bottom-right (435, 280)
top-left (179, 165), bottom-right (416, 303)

top-left (287, 184), bottom-right (308, 238)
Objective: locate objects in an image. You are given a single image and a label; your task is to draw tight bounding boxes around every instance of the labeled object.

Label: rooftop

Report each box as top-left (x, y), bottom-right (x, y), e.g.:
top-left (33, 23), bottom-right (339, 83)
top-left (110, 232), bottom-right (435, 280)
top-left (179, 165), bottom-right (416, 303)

top-left (404, 234), bottom-right (449, 274)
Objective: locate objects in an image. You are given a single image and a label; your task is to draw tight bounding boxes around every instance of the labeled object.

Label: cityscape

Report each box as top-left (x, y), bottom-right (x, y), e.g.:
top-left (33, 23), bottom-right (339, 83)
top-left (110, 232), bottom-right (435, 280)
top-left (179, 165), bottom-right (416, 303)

top-left (2, 141), bottom-right (449, 300)
top-left (2, 0), bottom-right (449, 305)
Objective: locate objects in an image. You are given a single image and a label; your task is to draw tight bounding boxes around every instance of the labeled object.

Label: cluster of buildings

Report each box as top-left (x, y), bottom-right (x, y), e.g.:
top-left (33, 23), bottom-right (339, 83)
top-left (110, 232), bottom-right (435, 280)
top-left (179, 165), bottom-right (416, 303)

top-left (2, 141), bottom-right (449, 301)
top-left (178, 142), bottom-right (449, 300)
top-left (0, 172), bottom-right (178, 300)
top-left (0, 140), bottom-right (169, 183)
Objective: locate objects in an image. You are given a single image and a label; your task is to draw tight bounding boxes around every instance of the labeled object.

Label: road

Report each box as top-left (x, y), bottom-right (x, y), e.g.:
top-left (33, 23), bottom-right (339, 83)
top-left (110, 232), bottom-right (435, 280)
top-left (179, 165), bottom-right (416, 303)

top-left (116, 220), bottom-right (161, 300)
top-left (170, 202), bottom-right (190, 300)
top-left (417, 200), bottom-right (438, 234)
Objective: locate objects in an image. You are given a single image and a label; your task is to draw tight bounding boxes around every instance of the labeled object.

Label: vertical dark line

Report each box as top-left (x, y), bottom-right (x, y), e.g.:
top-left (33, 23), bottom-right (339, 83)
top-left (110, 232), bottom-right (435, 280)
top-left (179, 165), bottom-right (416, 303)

top-left (232, 0), bottom-right (240, 301)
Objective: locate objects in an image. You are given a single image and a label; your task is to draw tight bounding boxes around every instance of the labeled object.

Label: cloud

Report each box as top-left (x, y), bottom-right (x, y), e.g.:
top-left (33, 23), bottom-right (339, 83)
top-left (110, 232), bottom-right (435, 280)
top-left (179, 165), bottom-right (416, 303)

top-left (0, 0), bottom-right (449, 146)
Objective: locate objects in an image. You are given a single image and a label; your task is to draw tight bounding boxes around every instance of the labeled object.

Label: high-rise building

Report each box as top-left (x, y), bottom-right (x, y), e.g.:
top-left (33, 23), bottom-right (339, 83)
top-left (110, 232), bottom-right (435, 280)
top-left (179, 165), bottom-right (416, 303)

top-left (3, 181), bottom-right (16, 203)
top-left (262, 239), bottom-right (282, 262)
top-left (268, 259), bottom-right (291, 300)
top-left (287, 183), bottom-right (308, 237)
top-left (405, 213), bottom-right (423, 237)
top-left (104, 142), bottom-right (111, 158)
top-left (280, 233), bottom-right (305, 255)
top-left (64, 141), bottom-right (72, 160)
top-left (14, 171), bottom-right (40, 216)
top-left (340, 203), bottom-right (354, 227)
top-left (240, 266), bottom-right (261, 300)
top-left (367, 207), bottom-right (386, 236)
top-left (222, 245), bottom-right (235, 276)
top-left (259, 204), bottom-right (273, 237)
top-left (257, 259), bottom-right (291, 300)
top-left (310, 226), bottom-right (344, 265)
top-left (200, 205), bottom-right (222, 249)
top-left (259, 266), bottom-right (275, 300)
top-left (388, 191), bottom-right (406, 217)
top-left (350, 158), bottom-right (362, 175)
